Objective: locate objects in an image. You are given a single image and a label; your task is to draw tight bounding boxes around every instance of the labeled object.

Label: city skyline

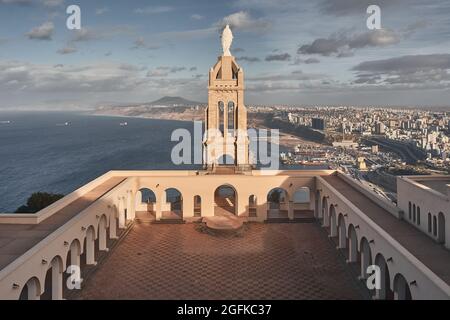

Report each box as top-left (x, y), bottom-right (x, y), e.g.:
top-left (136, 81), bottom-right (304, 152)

top-left (1, 0), bottom-right (450, 109)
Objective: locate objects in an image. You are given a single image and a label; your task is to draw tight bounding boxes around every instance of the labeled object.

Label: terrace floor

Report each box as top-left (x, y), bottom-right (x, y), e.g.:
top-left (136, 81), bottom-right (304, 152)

top-left (71, 222), bottom-right (365, 300)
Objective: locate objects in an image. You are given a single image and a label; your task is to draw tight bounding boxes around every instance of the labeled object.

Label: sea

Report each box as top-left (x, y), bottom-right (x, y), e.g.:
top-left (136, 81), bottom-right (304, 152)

top-left (0, 111), bottom-right (324, 212)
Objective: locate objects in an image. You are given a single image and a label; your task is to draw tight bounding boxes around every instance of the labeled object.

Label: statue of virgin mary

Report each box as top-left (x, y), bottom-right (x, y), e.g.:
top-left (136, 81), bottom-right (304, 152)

top-left (221, 24), bottom-right (233, 56)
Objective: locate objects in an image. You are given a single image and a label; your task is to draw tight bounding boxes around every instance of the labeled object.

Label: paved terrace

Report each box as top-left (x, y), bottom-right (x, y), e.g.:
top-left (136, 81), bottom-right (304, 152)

top-left (323, 175), bottom-right (450, 285)
top-left (72, 222), bottom-right (364, 300)
top-left (0, 177), bottom-right (125, 270)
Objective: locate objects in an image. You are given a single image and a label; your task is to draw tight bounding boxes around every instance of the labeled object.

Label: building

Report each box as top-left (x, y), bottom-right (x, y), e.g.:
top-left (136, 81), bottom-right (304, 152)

top-left (311, 118), bottom-right (326, 130)
top-left (0, 26), bottom-right (449, 301)
top-left (203, 24), bottom-right (250, 170)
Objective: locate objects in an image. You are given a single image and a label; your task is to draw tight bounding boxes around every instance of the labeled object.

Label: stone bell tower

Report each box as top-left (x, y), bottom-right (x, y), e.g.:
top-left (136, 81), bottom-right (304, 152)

top-left (203, 25), bottom-right (250, 171)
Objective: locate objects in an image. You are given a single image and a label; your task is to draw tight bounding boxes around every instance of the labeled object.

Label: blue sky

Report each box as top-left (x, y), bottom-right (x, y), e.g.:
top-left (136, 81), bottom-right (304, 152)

top-left (1, 0), bottom-right (450, 109)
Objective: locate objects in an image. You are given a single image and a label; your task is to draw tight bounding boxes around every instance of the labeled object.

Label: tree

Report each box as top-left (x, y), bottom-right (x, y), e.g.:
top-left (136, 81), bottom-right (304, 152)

top-left (15, 192), bottom-right (64, 213)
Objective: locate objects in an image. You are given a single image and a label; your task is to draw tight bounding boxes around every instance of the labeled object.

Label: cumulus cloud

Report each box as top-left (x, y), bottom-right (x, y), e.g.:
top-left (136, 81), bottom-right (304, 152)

top-left (265, 53), bottom-right (291, 62)
top-left (237, 56), bottom-right (261, 63)
top-left (352, 54), bottom-right (450, 87)
top-left (216, 11), bottom-right (271, 33)
top-left (318, 0), bottom-right (403, 16)
top-left (298, 29), bottom-right (401, 57)
top-left (26, 21), bottom-right (54, 40)
top-left (0, 61), bottom-right (147, 94)
top-left (57, 46), bottom-right (77, 55)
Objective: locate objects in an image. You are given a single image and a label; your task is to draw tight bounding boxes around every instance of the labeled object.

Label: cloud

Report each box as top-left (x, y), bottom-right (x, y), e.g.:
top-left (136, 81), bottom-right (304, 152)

top-left (146, 66), bottom-right (187, 77)
top-left (42, 0), bottom-right (63, 7)
top-left (96, 7), bottom-right (109, 15)
top-left (26, 21), bottom-right (54, 40)
top-left (291, 57), bottom-right (320, 65)
top-left (353, 54), bottom-right (450, 73)
top-left (190, 14), bottom-right (204, 20)
top-left (134, 6), bottom-right (173, 15)
top-left (70, 26), bottom-right (134, 43)
top-left (0, 0), bottom-right (32, 5)
top-left (131, 37), bottom-right (160, 50)
top-left (0, 61), bottom-right (147, 93)
top-left (216, 11), bottom-right (271, 33)
top-left (318, 0), bottom-right (403, 16)
top-left (234, 47), bottom-right (245, 53)
top-left (298, 29), bottom-right (401, 57)
top-left (265, 53), bottom-right (291, 62)
top-left (237, 56), bottom-right (260, 63)
top-left (352, 54), bottom-right (450, 86)
top-left (57, 46), bottom-right (77, 55)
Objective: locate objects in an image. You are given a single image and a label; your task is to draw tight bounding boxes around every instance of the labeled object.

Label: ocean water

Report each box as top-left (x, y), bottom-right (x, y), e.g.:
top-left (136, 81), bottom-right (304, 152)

top-left (0, 111), bottom-right (324, 212)
top-left (0, 112), bottom-right (199, 212)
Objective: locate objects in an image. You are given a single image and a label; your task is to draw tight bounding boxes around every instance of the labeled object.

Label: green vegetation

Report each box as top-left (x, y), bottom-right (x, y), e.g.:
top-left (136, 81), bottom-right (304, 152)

top-left (15, 192), bottom-right (64, 213)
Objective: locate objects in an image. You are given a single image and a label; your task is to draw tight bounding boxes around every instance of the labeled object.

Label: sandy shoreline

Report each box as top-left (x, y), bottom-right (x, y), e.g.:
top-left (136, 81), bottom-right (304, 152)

top-left (90, 111), bottom-right (320, 150)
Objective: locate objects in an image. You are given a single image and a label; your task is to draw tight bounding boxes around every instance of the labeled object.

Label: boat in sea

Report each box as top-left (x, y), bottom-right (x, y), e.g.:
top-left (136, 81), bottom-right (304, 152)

top-left (0, 120), bottom-right (11, 124)
top-left (120, 122), bottom-right (128, 126)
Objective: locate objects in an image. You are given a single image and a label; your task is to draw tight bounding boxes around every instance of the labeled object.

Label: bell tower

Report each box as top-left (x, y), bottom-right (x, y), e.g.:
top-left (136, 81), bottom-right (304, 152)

top-left (203, 25), bottom-right (250, 171)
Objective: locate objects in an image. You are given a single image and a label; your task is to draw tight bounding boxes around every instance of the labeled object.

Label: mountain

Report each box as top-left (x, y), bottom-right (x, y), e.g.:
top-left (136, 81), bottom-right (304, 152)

top-left (149, 96), bottom-right (204, 107)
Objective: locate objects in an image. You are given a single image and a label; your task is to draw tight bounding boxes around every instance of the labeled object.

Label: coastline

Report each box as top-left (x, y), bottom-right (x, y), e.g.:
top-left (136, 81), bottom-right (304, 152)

top-left (89, 110), bottom-right (322, 150)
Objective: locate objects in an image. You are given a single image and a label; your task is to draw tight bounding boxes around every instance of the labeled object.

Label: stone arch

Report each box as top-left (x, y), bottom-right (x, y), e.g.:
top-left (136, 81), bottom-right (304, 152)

top-left (164, 188), bottom-right (183, 219)
top-left (329, 205), bottom-right (337, 237)
top-left (98, 215), bottom-right (108, 251)
top-left (84, 225), bottom-right (97, 266)
top-left (428, 212), bottom-right (432, 233)
top-left (337, 214), bottom-right (347, 249)
top-left (63, 238), bottom-right (82, 298)
top-left (118, 197), bottom-right (127, 229)
top-left (322, 197), bottom-right (329, 226)
top-left (267, 187), bottom-right (289, 219)
top-left (228, 101), bottom-right (235, 131)
top-left (433, 215), bottom-right (438, 236)
top-left (393, 273), bottom-right (412, 300)
top-left (248, 194), bottom-right (257, 217)
top-left (347, 224), bottom-right (358, 263)
top-left (315, 190), bottom-right (321, 218)
top-left (360, 237), bottom-right (372, 279)
top-left (109, 206), bottom-right (119, 239)
top-left (292, 187), bottom-right (310, 215)
top-left (19, 276), bottom-right (41, 300)
top-left (408, 201), bottom-right (412, 220)
top-left (214, 184), bottom-right (237, 215)
top-left (438, 212), bottom-right (445, 244)
top-left (218, 101), bottom-right (224, 135)
top-left (135, 188), bottom-right (156, 217)
top-left (194, 195), bottom-right (202, 217)
top-left (42, 255), bottom-right (64, 300)
top-left (218, 153), bottom-right (235, 165)
top-left (374, 253), bottom-right (393, 300)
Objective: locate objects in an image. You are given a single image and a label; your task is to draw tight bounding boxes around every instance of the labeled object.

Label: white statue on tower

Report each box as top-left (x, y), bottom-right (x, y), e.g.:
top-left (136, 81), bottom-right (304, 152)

top-left (221, 24), bottom-right (233, 56)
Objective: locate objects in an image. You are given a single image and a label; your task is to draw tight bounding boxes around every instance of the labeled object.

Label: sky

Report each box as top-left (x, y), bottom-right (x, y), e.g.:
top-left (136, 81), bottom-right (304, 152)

top-left (1, 0), bottom-right (450, 109)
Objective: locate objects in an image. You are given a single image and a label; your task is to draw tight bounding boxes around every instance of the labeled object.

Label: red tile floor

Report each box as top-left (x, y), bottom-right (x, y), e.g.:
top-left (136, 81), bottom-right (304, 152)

top-left (71, 222), bottom-right (365, 300)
